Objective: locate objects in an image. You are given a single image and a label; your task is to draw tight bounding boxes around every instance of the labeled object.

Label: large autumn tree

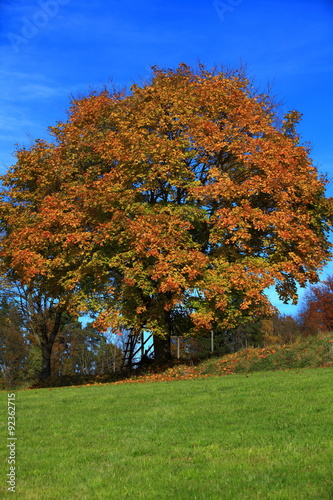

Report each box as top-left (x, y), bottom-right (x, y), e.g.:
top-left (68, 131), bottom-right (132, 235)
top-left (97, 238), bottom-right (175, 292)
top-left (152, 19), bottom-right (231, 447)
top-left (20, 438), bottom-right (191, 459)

top-left (0, 63), bottom-right (332, 366)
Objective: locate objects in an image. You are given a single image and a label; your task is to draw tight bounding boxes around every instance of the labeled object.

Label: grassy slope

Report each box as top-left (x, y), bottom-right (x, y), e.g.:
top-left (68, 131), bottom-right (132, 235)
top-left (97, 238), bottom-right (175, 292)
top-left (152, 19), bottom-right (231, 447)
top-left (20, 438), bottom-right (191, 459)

top-left (112, 333), bottom-right (333, 386)
top-left (1, 367), bottom-right (333, 499)
top-left (26, 332), bottom-right (333, 389)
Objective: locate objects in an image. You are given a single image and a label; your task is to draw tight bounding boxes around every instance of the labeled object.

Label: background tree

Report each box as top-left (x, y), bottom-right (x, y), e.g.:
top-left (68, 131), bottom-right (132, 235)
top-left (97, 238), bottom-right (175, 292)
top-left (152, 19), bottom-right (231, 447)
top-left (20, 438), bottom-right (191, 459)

top-left (95, 334), bottom-right (124, 374)
top-left (171, 319), bottom-right (265, 359)
top-left (0, 277), bottom-right (74, 380)
top-left (298, 276), bottom-right (333, 335)
top-left (0, 297), bottom-right (28, 388)
top-left (19, 286), bottom-right (74, 380)
top-left (52, 321), bottom-right (123, 376)
top-left (218, 320), bottom-right (265, 353)
top-left (261, 314), bottom-right (301, 345)
top-left (51, 321), bottom-right (99, 376)
top-left (1, 63), bottom-right (332, 364)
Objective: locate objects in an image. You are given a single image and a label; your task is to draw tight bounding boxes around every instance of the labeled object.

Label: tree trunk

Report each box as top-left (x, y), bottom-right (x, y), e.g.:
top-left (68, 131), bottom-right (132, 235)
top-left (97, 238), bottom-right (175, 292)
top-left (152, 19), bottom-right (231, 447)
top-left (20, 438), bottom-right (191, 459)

top-left (153, 333), bottom-right (172, 364)
top-left (41, 342), bottom-right (53, 380)
top-left (39, 310), bottom-right (63, 380)
top-left (153, 307), bottom-right (173, 363)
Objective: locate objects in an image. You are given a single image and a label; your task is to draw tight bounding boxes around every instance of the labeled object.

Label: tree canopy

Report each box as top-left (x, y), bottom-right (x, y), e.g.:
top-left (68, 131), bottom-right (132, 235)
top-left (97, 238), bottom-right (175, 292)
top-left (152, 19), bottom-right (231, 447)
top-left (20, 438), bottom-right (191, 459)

top-left (1, 63), bottom-right (332, 362)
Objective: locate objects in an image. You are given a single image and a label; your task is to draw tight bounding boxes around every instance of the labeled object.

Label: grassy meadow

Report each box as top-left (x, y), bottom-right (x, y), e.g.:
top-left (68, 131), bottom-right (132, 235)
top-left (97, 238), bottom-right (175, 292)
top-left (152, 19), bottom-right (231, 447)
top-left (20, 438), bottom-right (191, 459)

top-left (1, 366), bottom-right (333, 499)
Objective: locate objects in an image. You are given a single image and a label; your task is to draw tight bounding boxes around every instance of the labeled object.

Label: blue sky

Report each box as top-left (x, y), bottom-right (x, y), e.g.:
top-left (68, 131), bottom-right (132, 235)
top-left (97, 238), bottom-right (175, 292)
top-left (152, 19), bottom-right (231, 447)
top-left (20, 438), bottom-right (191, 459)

top-left (1, 0), bottom-right (332, 316)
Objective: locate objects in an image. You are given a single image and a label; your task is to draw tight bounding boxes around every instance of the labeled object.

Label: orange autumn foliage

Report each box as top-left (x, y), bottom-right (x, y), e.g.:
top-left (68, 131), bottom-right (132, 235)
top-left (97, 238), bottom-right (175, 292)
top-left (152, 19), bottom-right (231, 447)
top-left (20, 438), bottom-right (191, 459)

top-left (0, 63), bottom-right (332, 350)
top-left (299, 275), bottom-right (333, 335)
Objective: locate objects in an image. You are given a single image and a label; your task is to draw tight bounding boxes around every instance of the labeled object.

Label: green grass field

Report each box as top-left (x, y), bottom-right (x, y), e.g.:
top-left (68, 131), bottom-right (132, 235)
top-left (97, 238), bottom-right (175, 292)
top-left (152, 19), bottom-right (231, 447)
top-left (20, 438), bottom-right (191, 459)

top-left (1, 367), bottom-right (333, 499)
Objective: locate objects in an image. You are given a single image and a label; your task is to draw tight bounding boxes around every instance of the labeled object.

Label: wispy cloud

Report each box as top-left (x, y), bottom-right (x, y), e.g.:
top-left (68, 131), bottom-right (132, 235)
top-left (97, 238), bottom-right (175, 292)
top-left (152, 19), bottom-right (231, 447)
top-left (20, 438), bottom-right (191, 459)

top-left (20, 83), bottom-right (65, 99)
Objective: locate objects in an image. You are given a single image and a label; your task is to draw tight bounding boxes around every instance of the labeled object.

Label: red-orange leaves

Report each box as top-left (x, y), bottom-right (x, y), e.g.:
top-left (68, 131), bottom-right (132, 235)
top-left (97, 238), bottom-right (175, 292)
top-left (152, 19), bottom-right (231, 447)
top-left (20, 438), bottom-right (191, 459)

top-left (0, 63), bottom-right (331, 345)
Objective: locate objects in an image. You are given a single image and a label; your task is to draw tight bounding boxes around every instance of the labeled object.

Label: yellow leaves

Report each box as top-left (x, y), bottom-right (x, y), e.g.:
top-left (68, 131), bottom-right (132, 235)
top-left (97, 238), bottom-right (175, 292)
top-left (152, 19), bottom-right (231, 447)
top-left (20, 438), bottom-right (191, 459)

top-left (190, 310), bottom-right (214, 332)
top-left (0, 62), bottom-right (331, 338)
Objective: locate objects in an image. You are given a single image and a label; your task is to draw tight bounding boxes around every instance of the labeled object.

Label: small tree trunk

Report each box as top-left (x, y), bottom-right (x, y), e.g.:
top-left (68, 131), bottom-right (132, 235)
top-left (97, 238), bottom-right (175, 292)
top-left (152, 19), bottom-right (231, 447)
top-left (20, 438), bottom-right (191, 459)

top-left (153, 308), bottom-right (173, 363)
top-left (153, 334), bottom-right (172, 363)
top-left (39, 310), bottom-right (63, 380)
top-left (41, 342), bottom-right (53, 380)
